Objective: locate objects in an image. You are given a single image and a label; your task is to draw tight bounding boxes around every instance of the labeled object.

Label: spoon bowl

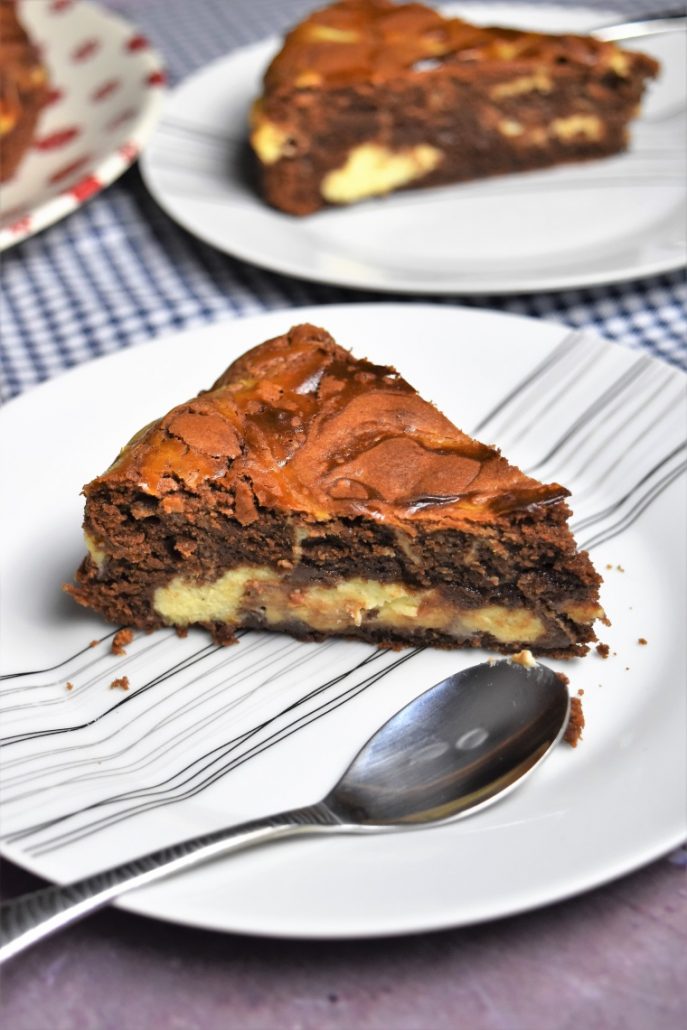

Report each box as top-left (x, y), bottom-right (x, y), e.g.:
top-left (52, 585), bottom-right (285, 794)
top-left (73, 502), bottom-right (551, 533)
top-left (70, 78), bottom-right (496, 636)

top-left (328, 658), bottom-right (569, 826)
top-left (0, 656), bottom-right (570, 962)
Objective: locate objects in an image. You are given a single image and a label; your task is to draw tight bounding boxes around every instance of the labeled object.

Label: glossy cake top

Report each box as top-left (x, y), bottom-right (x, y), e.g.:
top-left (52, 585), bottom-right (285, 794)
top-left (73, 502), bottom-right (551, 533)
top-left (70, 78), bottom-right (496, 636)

top-left (0, 1), bottom-right (48, 139)
top-left (262, 0), bottom-right (653, 91)
top-left (89, 324), bottom-right (569, 530)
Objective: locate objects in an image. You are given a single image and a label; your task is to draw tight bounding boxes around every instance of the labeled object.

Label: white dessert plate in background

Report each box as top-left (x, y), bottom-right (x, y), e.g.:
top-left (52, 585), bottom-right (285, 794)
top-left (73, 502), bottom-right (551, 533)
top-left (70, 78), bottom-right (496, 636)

top-left (0, 0), bottom-right (165, 251)
top-left (0, 303), bottom-right (685, 938)
top-left (140, 3), bottom-right (686, 294)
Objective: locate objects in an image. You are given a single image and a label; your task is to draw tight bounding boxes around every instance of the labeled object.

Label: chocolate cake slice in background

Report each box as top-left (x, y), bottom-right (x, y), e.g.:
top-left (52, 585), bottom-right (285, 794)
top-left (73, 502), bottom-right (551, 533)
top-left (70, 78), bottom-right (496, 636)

top-left (249, 0), bottom-right (659, 214)
top-left (66, 323), bottom-right (604, 657)
top-left (0, 0), bottom-right (49, 182)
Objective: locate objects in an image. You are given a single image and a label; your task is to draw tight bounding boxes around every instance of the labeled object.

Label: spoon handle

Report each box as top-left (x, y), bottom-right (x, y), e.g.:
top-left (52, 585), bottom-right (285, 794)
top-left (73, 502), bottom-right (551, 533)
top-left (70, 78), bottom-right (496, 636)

top-left (0, 803), bottom-right (338, 964)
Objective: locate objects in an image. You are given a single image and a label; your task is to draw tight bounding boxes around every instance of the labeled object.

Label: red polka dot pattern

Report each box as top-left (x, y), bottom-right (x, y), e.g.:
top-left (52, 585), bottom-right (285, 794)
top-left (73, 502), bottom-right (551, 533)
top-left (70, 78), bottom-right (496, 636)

top-left (126, 34), bottom-right (149, 52)
top-left (33, 127), bottom-right (80, 151)
top-left (106, 109), bottom-right (137, 132)
top-left (146, 70), bottom-right (167, 87)
top-left (49, 156), bottom-right (93, 185)
top-left (91, 80), bottom-right (121, 103)
top-left (71, 39), bottom-right (101, 63)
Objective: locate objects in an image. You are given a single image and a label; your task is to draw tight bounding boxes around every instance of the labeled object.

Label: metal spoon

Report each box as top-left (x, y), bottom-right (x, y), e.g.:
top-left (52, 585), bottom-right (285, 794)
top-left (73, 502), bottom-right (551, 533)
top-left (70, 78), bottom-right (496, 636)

top-left (0, 657), bottom-right (570, 962)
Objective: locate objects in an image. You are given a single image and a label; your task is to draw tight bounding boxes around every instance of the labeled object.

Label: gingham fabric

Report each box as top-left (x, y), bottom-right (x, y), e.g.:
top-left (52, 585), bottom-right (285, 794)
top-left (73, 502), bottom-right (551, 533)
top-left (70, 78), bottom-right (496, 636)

top-left (0, 0), bottom-right (685, 401)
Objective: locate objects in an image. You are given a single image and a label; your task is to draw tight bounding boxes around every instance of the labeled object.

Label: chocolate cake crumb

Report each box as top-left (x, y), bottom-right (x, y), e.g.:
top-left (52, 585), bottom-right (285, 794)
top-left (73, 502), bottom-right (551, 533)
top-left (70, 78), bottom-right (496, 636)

top-left (111, 628), bottom-right (134, 656)
top-left (110, 675), bottom-right (129, 691)
top-left (89, 639), bottom-right (99, 648)
top-left (638, 637), bottom-right (648, 646)
top-left (555, 671), bottom-right (570, 688)
top-left (564, 696), bottom-right (585, 747)
top-left (577, 688), bottom-right (584, 696)
top-left (617, 565), bottom-right (625, 572)
top-left (596, 643), bottom-right (610, 658)
top-left (66, 681), bottom-right (74, 691)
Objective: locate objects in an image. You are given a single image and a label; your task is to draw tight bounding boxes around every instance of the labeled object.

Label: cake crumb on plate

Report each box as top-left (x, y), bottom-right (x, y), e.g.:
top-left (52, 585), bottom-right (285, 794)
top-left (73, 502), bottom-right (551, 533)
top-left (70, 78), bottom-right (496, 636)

top-left (564, 696), bottom-right (585, 747)
top-left (111, 627), bottom-right (134, 655)
top-left (510, 649), bottom-right (536, 669)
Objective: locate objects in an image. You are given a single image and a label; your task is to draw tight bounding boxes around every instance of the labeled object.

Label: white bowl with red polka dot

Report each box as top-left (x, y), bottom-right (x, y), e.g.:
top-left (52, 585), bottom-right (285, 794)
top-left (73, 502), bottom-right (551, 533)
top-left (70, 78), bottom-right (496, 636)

top-left (0, 0), bottom-right (166, 250)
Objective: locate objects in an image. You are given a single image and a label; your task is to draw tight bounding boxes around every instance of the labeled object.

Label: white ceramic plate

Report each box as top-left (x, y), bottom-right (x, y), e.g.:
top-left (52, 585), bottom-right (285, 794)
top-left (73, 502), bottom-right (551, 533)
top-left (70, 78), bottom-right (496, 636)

top-left (1, 304), bottom-right (685, 939)
top-left (0, 0), bottom-right (165, 250)
top-left (140, 3), bottom-right (686, 295)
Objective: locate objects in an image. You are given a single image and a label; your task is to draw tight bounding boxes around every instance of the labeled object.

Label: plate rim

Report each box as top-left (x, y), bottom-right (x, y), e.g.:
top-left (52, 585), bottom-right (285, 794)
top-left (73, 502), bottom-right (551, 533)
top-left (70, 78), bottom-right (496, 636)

top-left (2, 816), bottom-right (685, 941)
top-left (1, 302), bottom-right (685, 939)
top-left (0, 0), bottom-right (167, 251)
top-left (139, 1), bottom-right (687, 295)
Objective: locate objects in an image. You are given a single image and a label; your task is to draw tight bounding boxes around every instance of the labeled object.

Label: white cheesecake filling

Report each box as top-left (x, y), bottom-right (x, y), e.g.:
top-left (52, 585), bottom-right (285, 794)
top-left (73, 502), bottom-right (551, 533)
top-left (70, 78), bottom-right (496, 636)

top-left (497, 113), bottom-right (605, 146)
top-left (490, 73), bottom-right (552, 99)
top-left (85, 532), bottom-right (107, 570)
top-left (321, 142), bottom-right (442, 204)
top-left (550, 114), bottom-right (603, 142)
top-left (250, 114), bottom-right (292, 165)
top-left (153, 565), bottom-right (547, 644)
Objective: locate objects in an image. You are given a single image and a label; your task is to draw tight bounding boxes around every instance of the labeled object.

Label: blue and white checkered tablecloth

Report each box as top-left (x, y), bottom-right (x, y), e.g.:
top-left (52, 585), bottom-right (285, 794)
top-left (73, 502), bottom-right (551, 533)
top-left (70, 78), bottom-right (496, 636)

top-left (0, 0), bottom-right (685, 400)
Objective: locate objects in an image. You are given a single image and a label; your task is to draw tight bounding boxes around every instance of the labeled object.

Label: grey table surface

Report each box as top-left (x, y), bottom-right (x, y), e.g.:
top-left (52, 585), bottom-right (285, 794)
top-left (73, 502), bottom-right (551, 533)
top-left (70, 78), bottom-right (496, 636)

top-left (2, 850), bottom-right (687, 1029)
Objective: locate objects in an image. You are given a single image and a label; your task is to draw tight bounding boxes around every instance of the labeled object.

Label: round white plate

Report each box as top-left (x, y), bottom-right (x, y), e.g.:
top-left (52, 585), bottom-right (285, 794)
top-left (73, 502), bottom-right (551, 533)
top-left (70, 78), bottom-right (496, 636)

top-left (0, 0), bottom-right (165, 250)
top-left (1, 304), bottom-right (685, 938)
top-left (140, 3), bottom-right (686, 294)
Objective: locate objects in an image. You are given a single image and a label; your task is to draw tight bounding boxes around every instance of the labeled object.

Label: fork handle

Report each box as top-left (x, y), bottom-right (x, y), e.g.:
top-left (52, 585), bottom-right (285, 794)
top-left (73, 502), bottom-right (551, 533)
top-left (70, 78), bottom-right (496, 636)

top-left (594, 14), bottom-right (686, 41)
top-left (0, 803), bottom-right (338, 964)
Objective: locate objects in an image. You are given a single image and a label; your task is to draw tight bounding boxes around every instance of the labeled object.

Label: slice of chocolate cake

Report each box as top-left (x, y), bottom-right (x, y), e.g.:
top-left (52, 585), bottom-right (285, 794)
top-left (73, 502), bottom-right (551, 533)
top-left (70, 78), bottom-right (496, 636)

top-left (66, 324), bottom-right (604, 657)
top-left (0, 1), bottom-right (49, 182)
top-left (249, 0), bottom-right (658, 214)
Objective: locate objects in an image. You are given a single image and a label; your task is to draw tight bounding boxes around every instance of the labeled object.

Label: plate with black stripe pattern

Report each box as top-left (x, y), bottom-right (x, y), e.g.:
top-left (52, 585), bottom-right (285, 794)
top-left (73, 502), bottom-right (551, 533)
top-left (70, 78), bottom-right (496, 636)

top-left (1, 303), bottom-right (685, 938)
